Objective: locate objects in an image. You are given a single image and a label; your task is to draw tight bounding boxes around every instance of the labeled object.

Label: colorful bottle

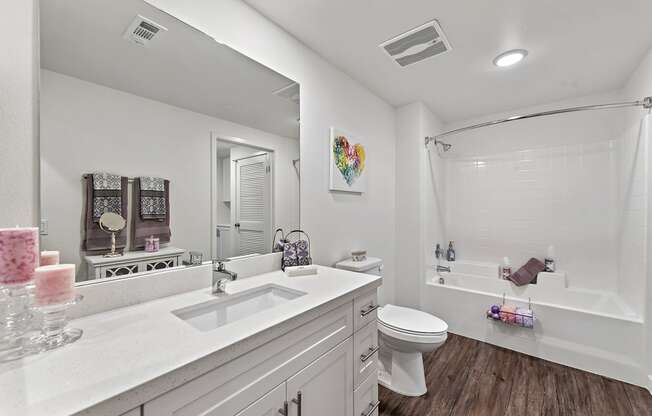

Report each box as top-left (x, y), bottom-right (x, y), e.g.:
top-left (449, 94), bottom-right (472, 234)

top-left (446, 241), bottom-right (456, 262)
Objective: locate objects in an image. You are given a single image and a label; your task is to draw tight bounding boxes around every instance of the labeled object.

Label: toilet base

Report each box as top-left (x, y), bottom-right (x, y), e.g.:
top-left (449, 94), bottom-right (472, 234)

top-left (378, 348), bottom-right (427, 397)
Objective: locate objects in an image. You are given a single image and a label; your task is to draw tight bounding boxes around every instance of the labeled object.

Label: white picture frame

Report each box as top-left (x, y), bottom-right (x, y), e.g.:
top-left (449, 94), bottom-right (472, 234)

top-left (329, 127), bottom-right (367, 193)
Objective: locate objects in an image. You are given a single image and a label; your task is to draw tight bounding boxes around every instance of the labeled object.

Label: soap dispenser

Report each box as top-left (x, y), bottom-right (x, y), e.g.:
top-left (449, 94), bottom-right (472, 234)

top-left (545, 245), bottom-right (556, 272)
top-left (446, 241), bottom-right (456, 262)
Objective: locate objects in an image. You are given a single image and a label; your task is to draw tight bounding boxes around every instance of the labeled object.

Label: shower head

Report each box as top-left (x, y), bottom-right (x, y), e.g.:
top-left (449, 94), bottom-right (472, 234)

top-left (425, 136), bottom-right (453, 152)
top-left (439, 141), bottom-right (452, 152)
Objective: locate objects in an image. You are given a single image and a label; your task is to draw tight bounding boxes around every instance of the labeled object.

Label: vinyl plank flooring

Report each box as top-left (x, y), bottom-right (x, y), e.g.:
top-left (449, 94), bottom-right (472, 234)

top-left (379, 333), bottom-right (652, 416)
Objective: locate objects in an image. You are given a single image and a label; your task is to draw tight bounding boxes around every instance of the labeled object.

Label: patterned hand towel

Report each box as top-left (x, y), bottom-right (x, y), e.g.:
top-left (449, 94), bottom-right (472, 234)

top-left (84, 174), bottom-right (128, 251)
top-left (132, 178), bottom-right (171, 249)
top-left (92, 172), bottom-right (123, 222)
top-left (139, 176), bottom-right (167, 220)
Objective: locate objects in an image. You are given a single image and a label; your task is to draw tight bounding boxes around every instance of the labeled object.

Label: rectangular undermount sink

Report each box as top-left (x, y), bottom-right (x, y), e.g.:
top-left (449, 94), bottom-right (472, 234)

top-left (172, 284), bottom-right (306, 332)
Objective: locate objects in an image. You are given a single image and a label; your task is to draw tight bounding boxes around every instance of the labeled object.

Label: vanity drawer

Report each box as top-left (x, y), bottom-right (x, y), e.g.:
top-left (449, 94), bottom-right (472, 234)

top-left (119, 407), bottom-right (142, 416)
top-left (354, 371), bottom-right (379, 416)
top-left (144, 303), bottom-right (352, 416)
top-left (354, 289), bottom-right (378, 331)
top-left (353, 320), bottom-right (379, 388)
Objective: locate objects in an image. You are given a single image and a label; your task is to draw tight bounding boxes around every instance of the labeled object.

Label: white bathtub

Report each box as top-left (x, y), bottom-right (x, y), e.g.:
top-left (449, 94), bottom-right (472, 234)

top-left (422, 261), bottom-right (647, 387)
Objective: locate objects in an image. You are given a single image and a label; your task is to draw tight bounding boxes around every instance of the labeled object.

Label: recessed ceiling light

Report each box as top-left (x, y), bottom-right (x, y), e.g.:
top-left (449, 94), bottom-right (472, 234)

top-left (493, 49), bottom-right (528, 67)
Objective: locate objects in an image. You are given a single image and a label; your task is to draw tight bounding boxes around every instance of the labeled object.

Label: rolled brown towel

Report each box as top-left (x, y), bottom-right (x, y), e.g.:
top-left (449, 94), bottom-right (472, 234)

top-left (508, 258), bottom-right (545, 286)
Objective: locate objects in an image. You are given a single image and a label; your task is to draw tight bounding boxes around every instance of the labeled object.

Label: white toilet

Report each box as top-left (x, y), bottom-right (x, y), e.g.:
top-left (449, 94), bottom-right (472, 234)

top-left (377, 304), bottom-right (447, 396)
top-left (335, 257), bottom-right (448, 397)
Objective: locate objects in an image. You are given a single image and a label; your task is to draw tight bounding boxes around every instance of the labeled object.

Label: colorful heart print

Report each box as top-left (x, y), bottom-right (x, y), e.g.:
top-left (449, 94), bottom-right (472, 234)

top-left (333, 135), bottom-right (366, 186)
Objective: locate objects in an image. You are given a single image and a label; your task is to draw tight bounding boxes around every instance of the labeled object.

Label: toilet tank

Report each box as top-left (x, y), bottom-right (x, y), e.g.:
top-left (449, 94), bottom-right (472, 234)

top-left (335, 257), bottom-right (383, 276)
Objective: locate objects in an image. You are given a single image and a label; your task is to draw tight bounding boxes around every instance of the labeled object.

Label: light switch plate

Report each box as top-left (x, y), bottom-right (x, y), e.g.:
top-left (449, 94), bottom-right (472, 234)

top-left (40, 219), bottom-right (48, 235)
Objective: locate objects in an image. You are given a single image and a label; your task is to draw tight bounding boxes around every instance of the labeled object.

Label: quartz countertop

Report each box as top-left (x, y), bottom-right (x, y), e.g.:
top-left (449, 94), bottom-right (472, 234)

top-left (0, 265), bottom-right (381, 416)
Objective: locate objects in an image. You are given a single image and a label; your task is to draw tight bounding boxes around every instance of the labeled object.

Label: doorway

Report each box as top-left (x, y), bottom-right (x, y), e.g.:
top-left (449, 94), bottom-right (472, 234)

top-left (211, 138), bottom-right (273, 259)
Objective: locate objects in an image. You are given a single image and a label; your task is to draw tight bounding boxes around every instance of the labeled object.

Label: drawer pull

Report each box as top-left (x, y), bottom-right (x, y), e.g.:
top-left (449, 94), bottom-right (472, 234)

top-left (360, 304), bottom-right (379, 317)
top-left (361, 400), bottom-right (380, 416)
top-left (291, 391), bottom-right (302, 416)
top-left (278, 401), bottom-right (288, 415)
top-left (360, 346), bottom-right (379, 362)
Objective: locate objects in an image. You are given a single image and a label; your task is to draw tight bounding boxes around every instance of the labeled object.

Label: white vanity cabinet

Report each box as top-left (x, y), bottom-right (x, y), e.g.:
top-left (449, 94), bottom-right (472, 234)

top-left (285, 338), bottom-right (353, 416)
top-left (234, 383), bottom-right (285, 416)
top-left (143, 289), bottom-right (378, 416)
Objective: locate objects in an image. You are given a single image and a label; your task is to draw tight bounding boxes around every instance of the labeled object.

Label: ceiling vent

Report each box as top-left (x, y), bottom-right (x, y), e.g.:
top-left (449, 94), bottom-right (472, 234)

top-left (379, 20), bottom-right (452, 67)
top-left (272, 82), bottom-right (300, 104)
top-left (123, 15), bottom-right (167, 47)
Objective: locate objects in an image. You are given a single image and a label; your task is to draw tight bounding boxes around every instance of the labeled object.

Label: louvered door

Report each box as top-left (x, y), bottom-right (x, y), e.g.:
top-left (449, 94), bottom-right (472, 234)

top-left (234, 153), bottom-right (271, 256)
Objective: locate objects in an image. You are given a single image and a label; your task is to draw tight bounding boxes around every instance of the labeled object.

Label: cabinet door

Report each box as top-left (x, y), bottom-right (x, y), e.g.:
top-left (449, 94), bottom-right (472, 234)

top-left (286, 338), bottom-right (353, 416)
top-left (235, 383), bottom-right (286, 416)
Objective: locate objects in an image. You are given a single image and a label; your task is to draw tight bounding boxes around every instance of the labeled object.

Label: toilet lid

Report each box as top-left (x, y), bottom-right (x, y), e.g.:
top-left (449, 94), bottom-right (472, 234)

top-left (378, 304), bottom-right (448, 335)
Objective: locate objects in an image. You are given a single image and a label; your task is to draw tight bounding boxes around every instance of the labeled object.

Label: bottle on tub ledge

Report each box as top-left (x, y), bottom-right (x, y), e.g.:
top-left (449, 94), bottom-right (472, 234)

top-left (446, 241), bottom-right (456, 262)
top-left (544, 245), bottom-right (556, 272)
top-left (501, 257), bottom-right (512, 280)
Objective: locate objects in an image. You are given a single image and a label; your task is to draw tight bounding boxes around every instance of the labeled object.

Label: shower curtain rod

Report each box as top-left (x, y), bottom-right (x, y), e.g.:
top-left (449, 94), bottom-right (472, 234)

top-left (425, 96), bottom-right (652, 146)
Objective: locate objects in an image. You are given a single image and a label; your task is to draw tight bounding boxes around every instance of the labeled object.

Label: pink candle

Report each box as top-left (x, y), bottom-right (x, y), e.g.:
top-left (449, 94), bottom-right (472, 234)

top-left (0, 227), bottom-right (39, 285)
top-left (40, 250), bottom-right (60, 266)
top-left (35, 264), bottom-right (75, 306)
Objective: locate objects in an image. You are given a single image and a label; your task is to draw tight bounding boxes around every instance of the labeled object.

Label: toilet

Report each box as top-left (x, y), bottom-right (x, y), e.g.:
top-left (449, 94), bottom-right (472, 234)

top-left (377, 304), bottom-right (447, 396)
top-left (335, 257), bottom-right (448, 397)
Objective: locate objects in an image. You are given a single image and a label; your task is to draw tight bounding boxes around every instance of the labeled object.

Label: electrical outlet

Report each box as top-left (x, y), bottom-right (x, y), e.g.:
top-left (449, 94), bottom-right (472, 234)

top-left (40, 219), bottom-right (48, 235)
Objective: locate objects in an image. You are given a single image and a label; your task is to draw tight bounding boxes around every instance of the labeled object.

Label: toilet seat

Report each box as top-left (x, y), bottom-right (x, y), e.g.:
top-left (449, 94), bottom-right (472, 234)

top-left (378, 304), bottom-right (448, 343)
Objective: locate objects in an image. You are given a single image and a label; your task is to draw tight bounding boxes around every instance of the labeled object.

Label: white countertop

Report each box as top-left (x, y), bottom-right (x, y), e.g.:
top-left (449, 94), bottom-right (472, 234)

top-left (0, 265), bottom-right (381, 416)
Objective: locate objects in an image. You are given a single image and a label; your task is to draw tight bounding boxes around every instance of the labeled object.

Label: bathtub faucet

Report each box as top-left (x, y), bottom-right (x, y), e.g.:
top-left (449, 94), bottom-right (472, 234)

top-left (436, 265), bottom-right (451, 273)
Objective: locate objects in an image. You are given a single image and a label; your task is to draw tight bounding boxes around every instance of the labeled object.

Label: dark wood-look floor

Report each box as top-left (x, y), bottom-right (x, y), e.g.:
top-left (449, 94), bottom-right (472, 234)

top-left (379, 334), bottom-right (652, 416)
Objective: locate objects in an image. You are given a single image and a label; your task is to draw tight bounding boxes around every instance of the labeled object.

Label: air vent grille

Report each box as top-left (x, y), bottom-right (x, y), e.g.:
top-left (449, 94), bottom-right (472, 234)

top-left (123, 15), bottom-right (167, 47)
top-left (380, 20), bottom-right (451, 67)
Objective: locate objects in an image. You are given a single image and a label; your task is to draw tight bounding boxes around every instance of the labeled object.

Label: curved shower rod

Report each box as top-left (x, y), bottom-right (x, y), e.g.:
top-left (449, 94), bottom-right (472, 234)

top-left (425, 96), bottom-right (652, 146)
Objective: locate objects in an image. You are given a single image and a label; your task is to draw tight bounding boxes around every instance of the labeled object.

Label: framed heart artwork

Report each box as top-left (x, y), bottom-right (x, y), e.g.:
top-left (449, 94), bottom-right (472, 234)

top-left (329, 127), bottom-right (367, 193)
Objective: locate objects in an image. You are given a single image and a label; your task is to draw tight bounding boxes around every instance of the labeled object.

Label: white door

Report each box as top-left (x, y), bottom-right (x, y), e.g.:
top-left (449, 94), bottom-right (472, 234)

top-left (286, 339), bottom-right (354, 416)
top-left (234, 153), bottom-right (271, 256)
top-left (235, 383), bottom-right (287, 416)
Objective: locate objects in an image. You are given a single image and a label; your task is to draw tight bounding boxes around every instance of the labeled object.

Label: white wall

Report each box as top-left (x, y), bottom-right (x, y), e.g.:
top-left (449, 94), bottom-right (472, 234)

top-left (395, 102), bottom-right (445, 308)
top-left (144, 0), bottom-right (398, 305)
top-left (40, 70), bottom-right (299, 279)
top-left (0, 0), bottom-right (39, 228)
top-left (620, 47), bottom-right (652, 391)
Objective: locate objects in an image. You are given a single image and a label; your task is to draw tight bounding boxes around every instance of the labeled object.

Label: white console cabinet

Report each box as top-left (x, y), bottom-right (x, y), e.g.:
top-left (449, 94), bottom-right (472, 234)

top-left (143, 289), bottom-right (379, 416)
top-left (85, 247), bottom-right (185, 280)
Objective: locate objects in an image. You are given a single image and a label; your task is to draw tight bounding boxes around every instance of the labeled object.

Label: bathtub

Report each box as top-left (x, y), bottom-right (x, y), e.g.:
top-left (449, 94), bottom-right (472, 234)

top-left (422, 261), bottom-right (647, 387)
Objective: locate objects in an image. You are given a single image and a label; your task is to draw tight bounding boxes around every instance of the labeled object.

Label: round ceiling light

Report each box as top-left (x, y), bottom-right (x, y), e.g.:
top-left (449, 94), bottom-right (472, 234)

top-left (493, 49), bottom-right (528, 67)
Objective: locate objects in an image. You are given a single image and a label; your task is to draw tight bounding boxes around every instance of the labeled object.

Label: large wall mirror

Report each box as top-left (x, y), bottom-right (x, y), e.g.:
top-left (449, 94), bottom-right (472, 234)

top-left (39, 0), bottom-right (300, 283)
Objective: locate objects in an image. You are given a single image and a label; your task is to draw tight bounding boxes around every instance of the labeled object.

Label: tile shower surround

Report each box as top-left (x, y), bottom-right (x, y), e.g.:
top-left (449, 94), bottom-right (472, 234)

top-left (445, 140), bottom-right (627, 296)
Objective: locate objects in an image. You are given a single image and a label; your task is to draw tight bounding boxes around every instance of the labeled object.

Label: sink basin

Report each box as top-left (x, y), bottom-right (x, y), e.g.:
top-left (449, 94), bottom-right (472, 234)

top-left (172, 284), bottom-right (306, 332)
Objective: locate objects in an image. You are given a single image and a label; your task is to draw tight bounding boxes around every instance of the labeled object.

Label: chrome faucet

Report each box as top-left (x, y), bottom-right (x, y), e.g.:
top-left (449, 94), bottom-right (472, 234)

top-left (212, 259), bottom-right (238, 295)
top-left (436, 265), bottom-right (451, 273)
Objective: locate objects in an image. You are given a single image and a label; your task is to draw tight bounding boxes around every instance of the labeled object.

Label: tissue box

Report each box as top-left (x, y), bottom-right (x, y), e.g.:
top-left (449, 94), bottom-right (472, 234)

top-left (285, 265), bottom-right (318, 277)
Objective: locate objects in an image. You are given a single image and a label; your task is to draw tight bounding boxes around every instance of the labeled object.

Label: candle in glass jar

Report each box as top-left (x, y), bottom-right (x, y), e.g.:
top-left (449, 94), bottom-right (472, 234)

top-left (0, 227), bottom-right (39, 285)
top-left (35, 264), bottom-right (75, 305)
top-left (40, 250), bottom-right (60, 266)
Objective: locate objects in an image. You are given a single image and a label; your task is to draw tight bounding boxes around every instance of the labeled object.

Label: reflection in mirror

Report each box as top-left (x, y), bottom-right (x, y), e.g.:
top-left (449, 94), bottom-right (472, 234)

top-left (212, 140), bottom-right (299, 259)
top-left (98, 212), bottom-right (127, 258)
top-left (39, 0), bottom-right (300, 283)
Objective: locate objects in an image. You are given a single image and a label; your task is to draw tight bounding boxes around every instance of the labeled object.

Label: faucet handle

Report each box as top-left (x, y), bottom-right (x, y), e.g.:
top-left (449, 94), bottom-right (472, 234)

top-left (212, 258), bottom-right (230, 270)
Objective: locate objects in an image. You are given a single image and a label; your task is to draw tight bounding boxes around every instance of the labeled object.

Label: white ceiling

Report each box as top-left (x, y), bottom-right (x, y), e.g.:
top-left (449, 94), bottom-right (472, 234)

top-left (41, 0), bottom-right (299, 139)
top-left (244, 0), bottom-right (652, 123)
